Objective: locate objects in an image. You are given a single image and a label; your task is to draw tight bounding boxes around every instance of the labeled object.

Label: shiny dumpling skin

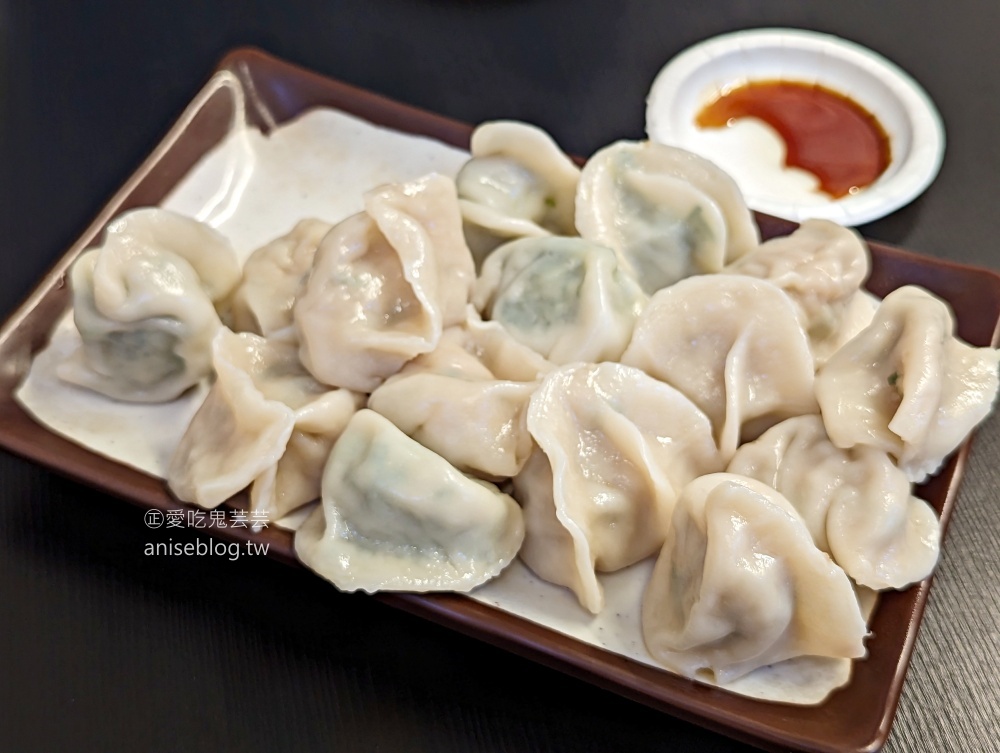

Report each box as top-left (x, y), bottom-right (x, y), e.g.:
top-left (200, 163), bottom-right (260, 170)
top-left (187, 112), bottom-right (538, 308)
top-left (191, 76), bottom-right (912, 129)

top-left (167, 329), bottom-right (361, 520)
top-left (816, 285), bottom-right (1000, 482)
top-left (367, 173), bottom-right (476, 328)
top-left (620, 274), bottom-right (818, 459)
top-left (458, 199), bottom-right (552, 272)
top-left (294, 409), bottom-right (524, 593)
top-left (458, 157), bottom-right (553, 227)
top-left (473, 236), bottom-right (647, 365)
top-left (59, 228), bottom-right (232, 403)
top-left (245, 340), bottom-right (363, 523)
top-left (575, 140), bottom-right (760, 294)
top-left (815, 289), bottom-right (880, 367)
top-left (513, 362), bottom-right (724, 614)
top-left (456, 120), bottom-right (580, 269)
top-left (368, 315), bottom-right (551, 480)
top-left (294, 211), bottom-right (436, 392)
top-left (727, 415), bottom-right (941, 590)
top-left (460, 308), bottom-right (555, 382)
top-left (456, 121), bottom-right (580, 266)
top-left (61, 249), bottom-right (218, 403)
top-left (724, 219), bottom-right (872, 365)
top-left (294, 174), bottom-right (476, 392)
top-left (226, 218), bottom-right (332, 338)
top-left (94, 207), bottom-right (241, 303)
top-left (642, 473), bottom-right (868, 684)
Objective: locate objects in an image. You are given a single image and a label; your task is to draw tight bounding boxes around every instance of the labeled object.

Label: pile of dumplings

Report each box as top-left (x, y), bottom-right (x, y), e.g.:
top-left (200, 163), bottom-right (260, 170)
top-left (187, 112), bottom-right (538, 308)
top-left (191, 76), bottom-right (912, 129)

top-left (59, 120), bottom-right (1000, 686)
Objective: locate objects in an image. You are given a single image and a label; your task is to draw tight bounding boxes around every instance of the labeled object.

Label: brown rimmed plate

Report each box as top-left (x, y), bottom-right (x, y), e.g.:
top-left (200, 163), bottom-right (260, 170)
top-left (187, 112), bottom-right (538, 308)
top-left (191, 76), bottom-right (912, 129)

top-left (1, 48), bottom-right (998, 753)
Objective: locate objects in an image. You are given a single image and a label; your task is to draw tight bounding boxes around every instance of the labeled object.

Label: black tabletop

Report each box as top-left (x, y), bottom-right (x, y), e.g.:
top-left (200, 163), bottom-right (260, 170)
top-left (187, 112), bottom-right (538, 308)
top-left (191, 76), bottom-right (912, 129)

top-left (3, 2), bottom-right (999, 752)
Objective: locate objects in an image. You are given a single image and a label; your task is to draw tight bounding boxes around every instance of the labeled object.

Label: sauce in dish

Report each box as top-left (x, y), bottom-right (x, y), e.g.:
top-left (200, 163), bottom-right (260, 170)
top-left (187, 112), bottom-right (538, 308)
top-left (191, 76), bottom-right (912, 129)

top-left (696, 80), bottom-right (891, 199)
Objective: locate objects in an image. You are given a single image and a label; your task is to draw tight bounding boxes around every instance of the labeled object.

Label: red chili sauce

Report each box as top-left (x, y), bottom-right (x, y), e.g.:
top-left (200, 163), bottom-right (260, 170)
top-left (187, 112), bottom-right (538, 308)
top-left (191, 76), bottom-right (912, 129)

top-left (695, 80), bottom-right (891, 199)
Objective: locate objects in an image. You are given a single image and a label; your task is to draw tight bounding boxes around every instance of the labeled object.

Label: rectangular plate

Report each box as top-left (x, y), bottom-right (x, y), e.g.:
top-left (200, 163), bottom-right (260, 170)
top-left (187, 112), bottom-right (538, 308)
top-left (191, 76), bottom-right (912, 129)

top-left (2, 48), bottom-right (999, 753)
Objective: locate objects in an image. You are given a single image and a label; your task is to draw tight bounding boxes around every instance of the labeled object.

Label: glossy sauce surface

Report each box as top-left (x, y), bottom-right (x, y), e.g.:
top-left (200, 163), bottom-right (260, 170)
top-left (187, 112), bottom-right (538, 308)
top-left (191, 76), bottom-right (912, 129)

top-left (696, 81), bottom-right (891, 199)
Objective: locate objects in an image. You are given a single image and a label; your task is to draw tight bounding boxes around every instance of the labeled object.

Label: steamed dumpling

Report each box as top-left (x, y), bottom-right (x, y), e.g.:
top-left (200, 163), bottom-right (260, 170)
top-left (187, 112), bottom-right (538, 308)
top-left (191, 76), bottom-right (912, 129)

top-left (294, 409), bottom-right (524, 593)
top-left (816, 285), bottom-right (1000, 482)
top-left (473, 236), bottom-right (646, 364)
top-left (725, 219), bottom-right (873, 365)
top-left (575, 140), bottom-right (759, 294)
top-left (642, 473), bottom-right (868, 684)
top-left (368, 312), bottom-right (552, 479)
top-left (457, 121), bottom-right (580, 266)
top-left (727, 415), bottom-right (941, 590)
top-left (167, 329), bottom-right (361, 521)
top-left (621, 274), bottom-right (817, 459)
top-left (226, 218), bottom-right (332, 338)
top-left (513, 362), bottom-right (723, 614)
top-left (294, 174), bottom-right (476, 392)
top-left (92, 207), bottom-right (241, 302)
top-left (58, 207), bottom-right (240, 402)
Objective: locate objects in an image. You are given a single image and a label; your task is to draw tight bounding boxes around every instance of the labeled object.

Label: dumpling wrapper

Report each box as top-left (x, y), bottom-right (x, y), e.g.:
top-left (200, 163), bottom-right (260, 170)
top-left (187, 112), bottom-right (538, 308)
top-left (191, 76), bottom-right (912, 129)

top-left (816, 285), bottom-right (1000, 482)
top-left (724, 219), bottom-right (873, 365)
top-left (167, 329), bottom-right (361, 521)
top-left (93, 206), bottom-right (241, 303)
top-left (467, 120), bottom-right (580, 234)
top-left (576, 140), bottom-right (759, 294)
top-left (367, 311), bottom-right (552, 479)
top-left (295, 174), bottom-right (476, 392)
top-left (473, 236), bottom-right (647, 365)
top-left (513, 362), bottom-right (723, 614)
top-left (728, 415), bottom-right (940, 590)
top-left (295, 409), bottom-right (524, 593)
top-left (225, 218), bottom-right (332, 338)
top-left (642, 473), bottom-right (868, 684)
top-left (58, 207), bottom-right (241, 403)
top-left (456, 120), bottom-right (580, 267)
top-left (459, 199), bottom-right (552, 271)
top-left (621, 274), bottom-right (817, 459)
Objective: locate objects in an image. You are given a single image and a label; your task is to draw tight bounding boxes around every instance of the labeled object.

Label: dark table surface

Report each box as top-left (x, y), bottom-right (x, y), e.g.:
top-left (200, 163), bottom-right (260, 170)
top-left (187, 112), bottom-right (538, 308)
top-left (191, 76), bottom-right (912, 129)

top-left (3, 2), bottom-right (999, 752)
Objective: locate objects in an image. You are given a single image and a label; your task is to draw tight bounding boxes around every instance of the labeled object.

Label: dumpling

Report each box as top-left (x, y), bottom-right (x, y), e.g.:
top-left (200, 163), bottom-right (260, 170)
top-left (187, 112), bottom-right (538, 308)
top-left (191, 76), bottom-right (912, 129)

top-left (368, 312), bottom-right (552, 479)
top-left (367, 174), bottom-right (476, 327)
top-left (513, 362), bottom-right (724, 614)
top-left (457, 121), bottom-right (580, 266)
top-left (294, 174), bottom-right (476, 392)
top-left (575, 140), bottom-right (759, 294)
top-left (727, 415), bottom-right (941, 590)
top-left (58, 207), bottom-right (240, 402)
top-left (167, 329), bottom-right (361, 522)
top-left (225, 218), bottom-right (332, 338)
top-left (294, 409), bottom-right (524, 593)
top-left (473, 236), bottom-right (647, 364)
top-left (724, 219), bottom-right (873, 365)
top-left (642, 473), bottom-right (868, 684)
top-left (816, 285), bottom-right (1000, 482)
top-left (459, 309), bottom-right (555, 382)
top-left (90, 207), bottom-right (241, 302)
top-left (459, 197), bottom-right (552, 271)
top-left (620, 274), bottom-right (818, 459)
top-left (818, 289), bottom-right (881, 365)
